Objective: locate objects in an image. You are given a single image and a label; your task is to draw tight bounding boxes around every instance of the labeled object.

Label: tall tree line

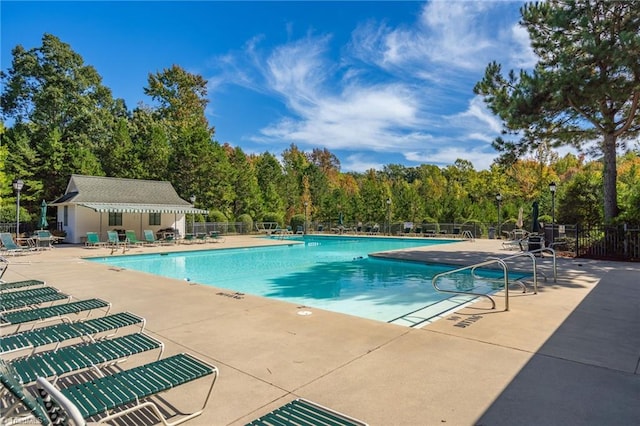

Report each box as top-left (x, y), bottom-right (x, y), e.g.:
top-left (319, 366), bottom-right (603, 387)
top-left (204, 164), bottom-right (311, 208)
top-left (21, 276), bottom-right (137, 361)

top-left (1, 29), bottom-right (639, 230)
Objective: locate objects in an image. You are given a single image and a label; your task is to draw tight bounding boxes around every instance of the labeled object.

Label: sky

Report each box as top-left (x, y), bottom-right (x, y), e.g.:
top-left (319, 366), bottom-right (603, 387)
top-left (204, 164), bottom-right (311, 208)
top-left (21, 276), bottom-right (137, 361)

top-left (1, 0), bottom-right (536, 172)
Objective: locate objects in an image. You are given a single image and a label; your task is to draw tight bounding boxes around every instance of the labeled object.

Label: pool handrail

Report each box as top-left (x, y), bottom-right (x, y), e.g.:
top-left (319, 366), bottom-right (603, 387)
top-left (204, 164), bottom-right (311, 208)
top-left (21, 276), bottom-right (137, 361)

top-left (527, 246), bottom-right (557, 283)
top-left (485, 251), bottom-right (539, 294)
top-left (431, 258), bottom-right (509, 311)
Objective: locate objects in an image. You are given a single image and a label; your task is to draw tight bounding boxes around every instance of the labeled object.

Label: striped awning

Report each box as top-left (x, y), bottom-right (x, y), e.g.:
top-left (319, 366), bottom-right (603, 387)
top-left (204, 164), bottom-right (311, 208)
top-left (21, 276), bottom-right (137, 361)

top-left (78, 203), bottom-right (209, 214)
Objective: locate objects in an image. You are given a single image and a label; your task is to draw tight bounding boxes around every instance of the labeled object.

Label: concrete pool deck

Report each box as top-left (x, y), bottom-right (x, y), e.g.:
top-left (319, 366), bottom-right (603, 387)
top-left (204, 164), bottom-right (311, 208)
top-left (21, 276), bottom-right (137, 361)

top-left (2, 236), bottom-right (638, 425)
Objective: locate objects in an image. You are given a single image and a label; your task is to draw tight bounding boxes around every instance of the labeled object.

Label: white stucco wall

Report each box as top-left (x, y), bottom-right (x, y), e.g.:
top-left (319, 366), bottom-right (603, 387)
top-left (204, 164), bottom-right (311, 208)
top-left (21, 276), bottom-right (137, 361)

top-left (56, 204), bottom-right (186, 244)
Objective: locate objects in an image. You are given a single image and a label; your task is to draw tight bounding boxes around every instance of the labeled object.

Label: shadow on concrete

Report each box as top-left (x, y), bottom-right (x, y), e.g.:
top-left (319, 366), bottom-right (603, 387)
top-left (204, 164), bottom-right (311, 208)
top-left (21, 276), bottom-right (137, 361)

top-left (474, 267), bottom-right (640, 426)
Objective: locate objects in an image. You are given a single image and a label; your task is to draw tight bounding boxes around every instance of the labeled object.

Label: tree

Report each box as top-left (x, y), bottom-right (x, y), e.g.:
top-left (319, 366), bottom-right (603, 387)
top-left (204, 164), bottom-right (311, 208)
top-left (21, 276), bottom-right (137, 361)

top-left (1, 33), bottom-right (122, 204)
top-left (474, 0), bottom-right (640, 223)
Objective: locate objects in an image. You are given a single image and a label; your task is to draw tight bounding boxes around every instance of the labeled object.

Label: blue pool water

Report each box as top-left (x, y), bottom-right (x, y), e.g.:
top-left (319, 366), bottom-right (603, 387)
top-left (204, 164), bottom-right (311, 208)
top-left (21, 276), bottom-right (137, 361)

top-left (87, 236), bottom-right (510, 326)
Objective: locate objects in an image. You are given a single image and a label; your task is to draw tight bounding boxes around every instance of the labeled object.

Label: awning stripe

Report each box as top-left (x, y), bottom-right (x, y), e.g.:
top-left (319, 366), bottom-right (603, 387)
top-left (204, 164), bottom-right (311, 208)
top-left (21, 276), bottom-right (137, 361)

top-left (77, 203), bottom-right (209, 214)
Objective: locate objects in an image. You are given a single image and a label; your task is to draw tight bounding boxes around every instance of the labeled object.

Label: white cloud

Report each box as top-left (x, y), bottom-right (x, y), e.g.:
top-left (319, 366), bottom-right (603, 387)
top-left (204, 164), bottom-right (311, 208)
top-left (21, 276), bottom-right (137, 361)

top-left (206, 1), bottom-right (531, 171)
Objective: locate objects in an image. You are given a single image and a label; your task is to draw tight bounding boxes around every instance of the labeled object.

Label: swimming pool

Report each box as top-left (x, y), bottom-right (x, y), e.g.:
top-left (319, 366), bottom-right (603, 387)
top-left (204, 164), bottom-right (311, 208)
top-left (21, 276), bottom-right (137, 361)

top-left (87, 236), bottom-right (511, 327)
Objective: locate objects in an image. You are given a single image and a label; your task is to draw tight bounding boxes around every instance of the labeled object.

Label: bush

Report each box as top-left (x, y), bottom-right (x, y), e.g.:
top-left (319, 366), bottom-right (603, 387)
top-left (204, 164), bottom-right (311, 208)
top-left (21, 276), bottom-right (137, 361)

top-left (237, 214), bottom-right (253, 234)
top-left (262, 212), bottom-right (283, 226)
top-left (289, 214), bottom-right (305, 232)
top-left (208, 210), bottom-right (227, 223)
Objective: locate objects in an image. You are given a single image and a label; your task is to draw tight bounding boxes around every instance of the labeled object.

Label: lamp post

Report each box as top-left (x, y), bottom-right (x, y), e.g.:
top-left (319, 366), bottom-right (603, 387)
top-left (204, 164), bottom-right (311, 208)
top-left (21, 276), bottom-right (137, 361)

top-left (189, 195), bottom-right (196, 235)
top-left (549, 182), bottom-right (556, 244)
top-left (303, 201), bottom-right (308, 234)
top-left (386, 198), bottom-right (392, 236)
top-left (496, 193), bottom-right (502, 239)
top-left (13, 179), bottom-right (24, 238)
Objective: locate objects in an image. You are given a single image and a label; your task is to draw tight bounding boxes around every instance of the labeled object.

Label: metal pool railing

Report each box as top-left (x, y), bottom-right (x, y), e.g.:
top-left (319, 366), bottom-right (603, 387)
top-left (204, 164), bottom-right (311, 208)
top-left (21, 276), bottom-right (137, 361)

top-left (431, 259), bottom-right (509, 311)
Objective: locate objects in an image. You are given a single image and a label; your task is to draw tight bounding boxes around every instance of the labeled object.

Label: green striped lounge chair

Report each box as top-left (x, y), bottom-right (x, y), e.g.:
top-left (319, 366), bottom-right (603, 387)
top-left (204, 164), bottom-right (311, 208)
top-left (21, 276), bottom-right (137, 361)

top-left (246, 398), bottom-right (368, 426)
top-left (34, 353), bottom-right (218, 425)
top-left (0, 286), bottom-right (71, 312)
top-left (9, 332), bottom-right (164, 385)
top-left (1, 311), bottom-right (145, 356)
top-left (0, 299), bottom-right (111, 332)
top-left (0, 279), bottom-right (46, 292)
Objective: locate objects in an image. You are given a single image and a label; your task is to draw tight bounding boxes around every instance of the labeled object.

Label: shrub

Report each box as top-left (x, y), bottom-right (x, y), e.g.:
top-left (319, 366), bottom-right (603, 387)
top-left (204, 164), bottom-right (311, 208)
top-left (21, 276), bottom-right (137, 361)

top-left (208, 210), bottom-right (227, 223)
top-left (262, 212), bottom-right (283, 226)
top-left (237, 214), bottom-right (253, 234)
top-left (289, 214), bottom-right (305, 232)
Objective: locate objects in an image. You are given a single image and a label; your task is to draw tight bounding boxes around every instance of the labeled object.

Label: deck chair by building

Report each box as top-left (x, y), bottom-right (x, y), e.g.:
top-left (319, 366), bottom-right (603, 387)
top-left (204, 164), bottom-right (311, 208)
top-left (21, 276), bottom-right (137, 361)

top-left (0, 232), bottom-right (33, 255)
top-left (106, 230), bottom-right (121, 247)
top-left (9, 332), bottom-right (164, 385)
top-left (35, 230), bottom-right (54, 250)
top-left (85, 232), bottom-right (106, 248)
top-left (33, 353), bottom-right (218, 426)
top-left (125, 230), bottom-right (146, 247)
top-left (247, 398), bottom-right (368, 426)
top-left (143, 229), bottom-right (161, 246)
top-left (1, 311), bottom-right (145, 355)
top-left (1, 298), bottom-right (111, 331)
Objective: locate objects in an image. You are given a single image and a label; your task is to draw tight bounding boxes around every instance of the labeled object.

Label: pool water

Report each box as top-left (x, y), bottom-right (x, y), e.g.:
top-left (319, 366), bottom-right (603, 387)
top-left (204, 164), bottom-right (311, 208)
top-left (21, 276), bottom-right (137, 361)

top-left (87, 236), bottom-right (511, 327)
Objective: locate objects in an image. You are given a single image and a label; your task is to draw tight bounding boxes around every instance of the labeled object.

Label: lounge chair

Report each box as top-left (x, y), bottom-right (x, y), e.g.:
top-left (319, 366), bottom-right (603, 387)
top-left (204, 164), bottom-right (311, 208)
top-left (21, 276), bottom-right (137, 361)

top-left (34, 353), bottom-right (218, 426)
top-left (1, 287), bottom-right (71, 312)
top-left (35, 230), bottom-right (54, 250)
top-left (0, 255), bottom-right (7, 281)
top-left (1, 311), bottom-right (145, 355)
top-left (0, 279), bottom-right (46, 292)
top-left (9, 332), bottom-right (164, 385)
top-left (106, 230), bottom-right (121, 247)
top-left (85, 232), bottom-right (106, 248)
top-left (401, 222), bottom-right (413, 235)
top-left (0, 232), bottom-right (34, 255)
top-left (1, 298), bottom-right (111, 330)
top-left (125, 230), bottom-right (146, 247)
top-left (0, 360), bottom-right (51, 425)
top-left (143, 229), bottom-right (161, 246)
top-left (209, 231), bottom-right (225, 243)
top-left (247, 398), bottom-right (368, 426)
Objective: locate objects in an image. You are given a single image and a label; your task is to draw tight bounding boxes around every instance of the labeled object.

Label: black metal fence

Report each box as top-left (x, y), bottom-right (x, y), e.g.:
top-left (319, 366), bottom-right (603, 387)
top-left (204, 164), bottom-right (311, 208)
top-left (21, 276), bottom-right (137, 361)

top-left (575, 223), bottom-right (640, 262)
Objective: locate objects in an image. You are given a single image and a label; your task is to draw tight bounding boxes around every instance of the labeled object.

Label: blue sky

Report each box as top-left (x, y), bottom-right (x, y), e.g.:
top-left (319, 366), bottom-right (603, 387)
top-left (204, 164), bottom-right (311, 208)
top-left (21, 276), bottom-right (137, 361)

top-left (2, 1), bottom-right (536, 172)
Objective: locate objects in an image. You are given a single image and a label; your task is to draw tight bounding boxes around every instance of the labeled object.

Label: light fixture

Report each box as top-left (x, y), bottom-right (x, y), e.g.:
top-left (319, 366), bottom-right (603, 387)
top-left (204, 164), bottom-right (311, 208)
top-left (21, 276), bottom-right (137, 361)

top-left (189, 195), bottom-right (196, 235)
top-left (13, 179), bottom-right (24, 237)
top-left (496, 193), bottom-right (502, 239)
top-left (549, 182), bottom-right (556, 244)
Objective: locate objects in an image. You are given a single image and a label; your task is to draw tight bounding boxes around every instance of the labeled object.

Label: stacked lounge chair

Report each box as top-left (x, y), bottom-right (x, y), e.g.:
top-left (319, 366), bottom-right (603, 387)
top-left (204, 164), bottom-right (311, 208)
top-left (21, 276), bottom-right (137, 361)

top-left (0, 276), bottom-right (220, 426)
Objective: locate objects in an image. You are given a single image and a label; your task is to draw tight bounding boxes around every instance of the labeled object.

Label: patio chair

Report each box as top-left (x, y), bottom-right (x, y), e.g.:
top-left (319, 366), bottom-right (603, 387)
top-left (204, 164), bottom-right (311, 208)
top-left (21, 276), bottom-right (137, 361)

top-left (0, 359), bottom-right (51, 426)
top-left (85, 232), bottom-right (106, 248)
top-left (0, 279), bottom-right (46, 292)
top-left (1, 298), bottom-right (111, 330)
top-left (34, 352), bottom-right (218, 426)
top-left (0, 232), bottom-right (34, 255)
top-left (9, 332), bottom-right (164, 385)
top-left (247, 398), bottom-right (368, 426)
top-left (209, 231), bottom-right (225, 243)
top-left (35, 230), bottom-right (54, 250)
top-left (0, 255), bottom-right (7, 281)
top-left (143, 229), bottom-right (161, 246)
top-left (1, 311), bottom-right (145, 355)
top-left (106, 230), bottom-right (121, 247)
top-left (125, 230), bottom-right (146, 247)
top-left (401, 222), bottom-right (413, 235)
top-left (1, 286), bottom-right (71, 312)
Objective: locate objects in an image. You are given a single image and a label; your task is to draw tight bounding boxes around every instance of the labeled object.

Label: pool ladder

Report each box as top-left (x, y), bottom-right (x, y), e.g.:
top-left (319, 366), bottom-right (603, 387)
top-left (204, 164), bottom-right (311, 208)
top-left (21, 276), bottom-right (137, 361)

top-left (431, 247), bottom-right (557, 312)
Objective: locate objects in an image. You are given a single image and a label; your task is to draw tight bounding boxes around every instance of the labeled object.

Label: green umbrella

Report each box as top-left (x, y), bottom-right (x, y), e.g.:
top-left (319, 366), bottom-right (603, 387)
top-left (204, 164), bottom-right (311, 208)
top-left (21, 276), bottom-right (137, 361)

top-left (39, 200), bottom-right (49, 229)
